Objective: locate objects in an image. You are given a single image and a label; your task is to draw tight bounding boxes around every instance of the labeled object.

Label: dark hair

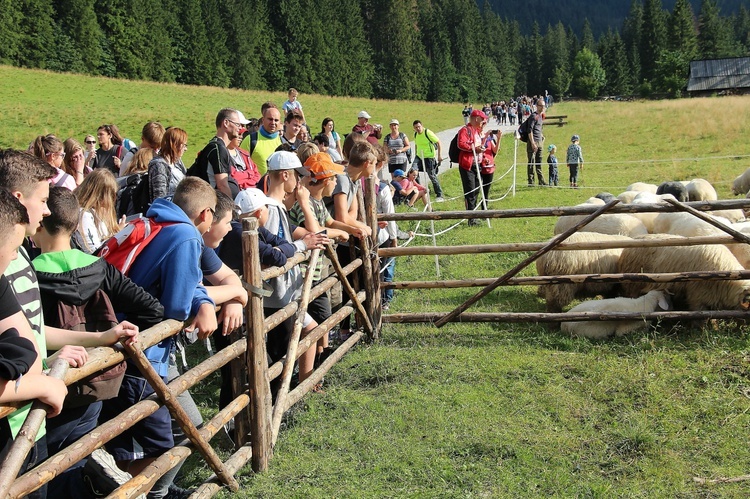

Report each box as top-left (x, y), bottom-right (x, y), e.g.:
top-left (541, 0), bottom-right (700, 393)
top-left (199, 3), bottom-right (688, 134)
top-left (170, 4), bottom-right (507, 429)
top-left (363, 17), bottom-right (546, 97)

top-left (0, 188), bottom-right (29, 236)
top-left (215, 108), bottom-right (238, 129)
top-left (261, 102), bottom-right (277, 116)
top-left (285, 110), bottom-right (304, 124)
top-left (342, 132), bottom-right (366, 160)
top-left (321, 117), bottom-right (335, 133)
top-left (0, 149), bottom-right (56, 196)
top-left (42, 186), bottom-right (79, 236)
top-left (412, 120), bottom-right (422, 126)
top-left (312, 133), bottom-right (329, 147)
top-left (213, 191), bottom-right (236, 223)
top-left (97, 124), bottom-right (124, 145)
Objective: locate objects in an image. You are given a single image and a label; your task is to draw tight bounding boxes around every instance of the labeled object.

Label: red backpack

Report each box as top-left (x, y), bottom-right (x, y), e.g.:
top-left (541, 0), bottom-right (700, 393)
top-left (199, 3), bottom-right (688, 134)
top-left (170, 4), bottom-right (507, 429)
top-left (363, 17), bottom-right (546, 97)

top-left (97, 216), bottom-right (173, 275)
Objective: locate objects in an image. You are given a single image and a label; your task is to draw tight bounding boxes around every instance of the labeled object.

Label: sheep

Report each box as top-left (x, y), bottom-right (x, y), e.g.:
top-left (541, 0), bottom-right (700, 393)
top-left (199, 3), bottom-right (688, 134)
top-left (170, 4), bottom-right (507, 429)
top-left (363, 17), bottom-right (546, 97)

top-left (626, 182), bottom-right (658, 194)
top-left (618, 238), bottom-right (750, 311)
top-left (732, 168), bottom-right (750, 195)
top-left (536, 232), bottom-right (632, 313)
top-left (710, 209), bottom-right (745, 223)
top-left (561, 290), bottom-right (671, 339)
top-left (554, 212), bottom-right (648, 237)
top-left (617, 191), bottom-right (641, 204)
top-left (595, 192), bottom-right (617, 203)
top-left (630, 192), bottom-right (677, 233)
top-left (686, 178), bottom-right (718, 202)
top-left (656, 181), bottom-right (689, 202)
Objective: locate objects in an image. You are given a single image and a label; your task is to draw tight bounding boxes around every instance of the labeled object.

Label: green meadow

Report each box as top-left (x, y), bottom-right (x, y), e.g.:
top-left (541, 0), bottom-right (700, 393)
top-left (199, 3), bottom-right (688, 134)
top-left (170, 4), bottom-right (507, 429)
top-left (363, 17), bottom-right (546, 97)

top-left (4, 66), bottom-right (750, 497)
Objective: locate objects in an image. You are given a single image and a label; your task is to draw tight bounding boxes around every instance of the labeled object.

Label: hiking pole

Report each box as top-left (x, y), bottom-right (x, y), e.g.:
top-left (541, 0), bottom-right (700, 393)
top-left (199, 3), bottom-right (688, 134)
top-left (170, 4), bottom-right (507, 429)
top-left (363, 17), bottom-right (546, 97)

top-left (470, 140), bottom-right (491, 228)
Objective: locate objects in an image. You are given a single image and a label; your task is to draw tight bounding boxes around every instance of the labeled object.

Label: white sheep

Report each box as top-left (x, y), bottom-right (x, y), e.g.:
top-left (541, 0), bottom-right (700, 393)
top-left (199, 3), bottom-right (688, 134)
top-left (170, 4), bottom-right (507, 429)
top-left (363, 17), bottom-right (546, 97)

top-left (732, 168), bottom-right (750, 196)
top-left (626, 182), bottom-right (658, 194)
top-left (630, 192), bottom-right (677, 233)
top-left (618, 238), bottom-right (750, 311)
top-left (709, 209), bottom-right (745, 223)
top-left (617, 191), bottom-right (641, 204)
top-left (554, 212), bottom-right (648, 237)
top-left (561, 290), bottom-right (671, 339)
top-left (536, 232), bottom-right (632, 313)
top-left (686, 178), bottom-right (718, 201)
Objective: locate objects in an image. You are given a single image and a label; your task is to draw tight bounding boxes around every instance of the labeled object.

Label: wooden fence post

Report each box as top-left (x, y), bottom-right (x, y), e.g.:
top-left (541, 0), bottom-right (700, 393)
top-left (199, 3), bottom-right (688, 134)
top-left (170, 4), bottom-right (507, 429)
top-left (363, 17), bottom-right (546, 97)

top-left (363, 175), bottom-right (382, 338)
top-left (242, 217), bottom-right (273, 472)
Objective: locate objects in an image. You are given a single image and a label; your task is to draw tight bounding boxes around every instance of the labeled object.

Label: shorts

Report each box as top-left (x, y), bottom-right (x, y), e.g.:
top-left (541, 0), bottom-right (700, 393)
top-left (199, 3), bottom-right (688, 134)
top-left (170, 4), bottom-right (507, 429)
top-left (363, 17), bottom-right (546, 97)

top-left (100, 369), bottom-right (173, 461)
top-left (307, 291), bottom-right (332, 325)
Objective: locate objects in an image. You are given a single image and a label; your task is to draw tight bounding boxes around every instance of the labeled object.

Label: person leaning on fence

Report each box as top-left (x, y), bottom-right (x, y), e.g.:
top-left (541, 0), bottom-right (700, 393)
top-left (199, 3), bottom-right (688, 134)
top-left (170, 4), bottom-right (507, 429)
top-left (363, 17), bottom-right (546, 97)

top-left (31, 187), bottom-right (156, 498)
top-left (325, 142), bottom-right (376, 340)
top-left (264, 152), bottom-right (330, 391)
top-left (566, 135), bottom-right (584, 188)
top-left (412, 120), bottom-right (444, 201)
top-left (371, 145), bottom-right (400, 310)
top-left (526, 98), bottom-right (547, 187)
top-left (0, 187), bottom-right (68, 498)
top-left (97, 177), bottom-right (218, 497)
top-left (457, 109), bottom-right (488, 225)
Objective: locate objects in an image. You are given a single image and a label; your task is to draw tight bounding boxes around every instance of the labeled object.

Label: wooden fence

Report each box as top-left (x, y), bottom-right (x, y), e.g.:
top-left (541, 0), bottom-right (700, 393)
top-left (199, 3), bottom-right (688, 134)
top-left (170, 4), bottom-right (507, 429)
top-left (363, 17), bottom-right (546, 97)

top-left (0, 179), bottom-right (385, 498)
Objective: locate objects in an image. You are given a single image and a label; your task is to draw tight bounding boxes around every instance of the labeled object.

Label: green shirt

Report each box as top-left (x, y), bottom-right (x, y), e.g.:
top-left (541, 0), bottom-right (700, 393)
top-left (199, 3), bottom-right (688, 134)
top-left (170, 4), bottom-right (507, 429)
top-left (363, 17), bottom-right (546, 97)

top-left (4, 246), bottom-right (47, 440)
top-left (289, 197), bottom-right (331, 282)
top-left (413, 129), bottom-right (440, 159)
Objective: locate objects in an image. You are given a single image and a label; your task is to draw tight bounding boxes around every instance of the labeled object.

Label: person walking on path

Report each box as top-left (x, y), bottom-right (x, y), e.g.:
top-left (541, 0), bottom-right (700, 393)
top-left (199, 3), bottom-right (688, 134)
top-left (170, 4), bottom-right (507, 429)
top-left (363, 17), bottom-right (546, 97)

top-left (526, 98), bottom-right (546, 186)
top-left (412, 120), bottom-right (444, 202)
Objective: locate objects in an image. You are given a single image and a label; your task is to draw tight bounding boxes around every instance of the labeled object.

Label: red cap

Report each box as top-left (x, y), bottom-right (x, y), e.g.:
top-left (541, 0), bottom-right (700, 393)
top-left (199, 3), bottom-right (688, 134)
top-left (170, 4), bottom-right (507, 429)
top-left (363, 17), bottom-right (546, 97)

top-left (470, 109), bottom-right (487, 120)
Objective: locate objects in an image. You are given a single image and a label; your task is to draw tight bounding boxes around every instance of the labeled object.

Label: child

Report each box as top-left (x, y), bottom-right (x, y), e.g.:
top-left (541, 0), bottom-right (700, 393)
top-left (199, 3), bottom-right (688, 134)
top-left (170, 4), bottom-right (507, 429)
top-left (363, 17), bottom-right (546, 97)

top-left (566, 134), bottom-right (584, 188)
top-left (547, 144), bottom-right (558, 187)
top-left (390, 169), bottom-right (417, 206)
top-left (398, 168), bottom-right (430, 209)
top-left (264, 151), bottom-right (329, 387)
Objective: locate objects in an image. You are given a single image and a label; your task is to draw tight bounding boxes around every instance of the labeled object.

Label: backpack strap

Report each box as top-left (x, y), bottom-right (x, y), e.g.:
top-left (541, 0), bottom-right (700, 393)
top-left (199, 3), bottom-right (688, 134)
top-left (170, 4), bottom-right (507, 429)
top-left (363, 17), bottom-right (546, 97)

top-left (249, 131), bottom-right (259, 155)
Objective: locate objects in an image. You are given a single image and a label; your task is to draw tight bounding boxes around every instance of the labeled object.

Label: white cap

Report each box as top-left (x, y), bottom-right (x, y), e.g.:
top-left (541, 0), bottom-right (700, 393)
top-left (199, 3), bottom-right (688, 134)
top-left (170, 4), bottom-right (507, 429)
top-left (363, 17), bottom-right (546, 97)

top-left (357, 110), bottom-right (371, 119)
top-left (236, 110), bottom-right (251, 125)
top-left (235, 188), bottom-right (272, 214)
top-left (389, 118), bottom-right (399, 125)
top-left (266, 151), bottom-right (310, 177)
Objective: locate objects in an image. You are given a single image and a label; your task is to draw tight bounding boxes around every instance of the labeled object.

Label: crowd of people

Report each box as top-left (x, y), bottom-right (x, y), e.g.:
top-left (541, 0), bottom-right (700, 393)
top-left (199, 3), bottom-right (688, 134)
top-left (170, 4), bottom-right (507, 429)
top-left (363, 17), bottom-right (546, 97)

top-left (0, 88), bottom-right (464, 497)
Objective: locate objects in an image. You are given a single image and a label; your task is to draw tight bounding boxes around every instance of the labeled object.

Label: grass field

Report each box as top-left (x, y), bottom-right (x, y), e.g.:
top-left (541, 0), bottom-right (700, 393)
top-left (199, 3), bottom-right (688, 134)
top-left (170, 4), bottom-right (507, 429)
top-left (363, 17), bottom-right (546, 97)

top-left (4, 66), bottom-right (750, 498)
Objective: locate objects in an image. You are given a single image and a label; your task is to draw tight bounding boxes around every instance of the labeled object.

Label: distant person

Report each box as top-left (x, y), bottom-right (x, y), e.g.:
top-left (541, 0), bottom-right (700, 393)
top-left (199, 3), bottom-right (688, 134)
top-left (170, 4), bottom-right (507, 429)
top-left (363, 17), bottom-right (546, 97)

top-left (461, 105), bottom-right (471, 125)
top-left (282, 87), bottom-right (304, 118)
top-left (91, 124), bottom-right (127, 176)
top-left (456, 109), bottom-right (489, 224)
top-left (351, 110), bottom-right (382, 146)
top-left (83, 134), bottom-right (97, 166)
top-left (547, 144), bottom-right (558, 187)
top-left (566, 135), bottom-right (584, 188)
top-left (119, 121), bottom-right (165, 176)
top-left (526, 98), bottom-right (546, 186)
top-left (383, 119), bottom-right (410, 175)
top-left (75, 168), bottom-right (123, 253)
top-left (148, 126), bottom-right (188, 201)
top-left (321, 117), bottom-right (343, 162)
top-left (412, 120), bottom-right (444, 201)
top-left (249, 103), bottom-right (282, 174)
top-left (31, 134), bottom-right (77, 190)
top-left (479, 129), bottom-right (500, 209)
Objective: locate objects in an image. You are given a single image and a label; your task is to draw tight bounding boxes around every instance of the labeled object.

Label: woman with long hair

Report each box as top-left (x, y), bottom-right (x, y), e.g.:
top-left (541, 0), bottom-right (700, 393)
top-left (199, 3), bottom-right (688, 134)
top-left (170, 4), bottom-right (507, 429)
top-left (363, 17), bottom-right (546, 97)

top-left (91, 124), bottom-right (125, 175)
top-left (321, 117), bottom-right (342, 162)
top-left (116, 148), bottom-right (155, 217)
top-left (148, 127), bottom-right (188, 201)
top-left (31, 134), bottom-right (77, 190)
top-left (62, 138), bottom-right (92, 186)
top-left (75, 168), bottom-right (123, 253)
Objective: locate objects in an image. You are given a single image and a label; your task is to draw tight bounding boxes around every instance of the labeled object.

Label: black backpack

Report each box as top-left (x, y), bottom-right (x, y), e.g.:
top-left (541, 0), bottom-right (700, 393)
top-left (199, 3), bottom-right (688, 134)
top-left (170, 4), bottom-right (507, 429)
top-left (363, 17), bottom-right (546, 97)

top-left (448, 132), bottom-right (461, 163)
top-left (517, 115), bottom-right (534, 142)
top-left (116, 173), bottom-right (151, 218)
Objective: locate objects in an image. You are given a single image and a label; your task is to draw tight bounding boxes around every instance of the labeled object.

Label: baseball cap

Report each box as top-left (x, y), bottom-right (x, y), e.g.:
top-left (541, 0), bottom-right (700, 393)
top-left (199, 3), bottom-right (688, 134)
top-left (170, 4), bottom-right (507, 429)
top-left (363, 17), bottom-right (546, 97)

top-left (571, 135), bottom-right (580, 142)
top-left (304, 152), bottom-right (345, 180)
top-left (235, 188), bottom-right (272, 215)
top-left (548, 144), bottom-right (556, 152)
top-left (393, 169), bottom-right (405, 178)
top-left (236, 110), bottom-right (251, 125)
top-left (389, 118), bottom-right (399, 125)
top-left (470, 109), bottom-right (487, 120)
top-left (266, 151), bottom-right (310, 177)
top-left (357, 110), bottom-right (371, 119)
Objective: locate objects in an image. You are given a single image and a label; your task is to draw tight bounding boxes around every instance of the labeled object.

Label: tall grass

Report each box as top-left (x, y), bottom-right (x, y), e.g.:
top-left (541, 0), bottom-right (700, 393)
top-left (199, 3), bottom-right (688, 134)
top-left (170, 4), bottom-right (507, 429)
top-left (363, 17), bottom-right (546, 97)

top-left (4, 66), bottom-right (750, 497)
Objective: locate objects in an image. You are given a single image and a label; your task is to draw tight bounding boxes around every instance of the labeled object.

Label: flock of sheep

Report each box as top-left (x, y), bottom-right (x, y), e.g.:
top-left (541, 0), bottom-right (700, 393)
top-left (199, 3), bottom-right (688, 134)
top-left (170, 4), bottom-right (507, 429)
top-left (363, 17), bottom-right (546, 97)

top-left (535, 177), bottom-right (750, 339)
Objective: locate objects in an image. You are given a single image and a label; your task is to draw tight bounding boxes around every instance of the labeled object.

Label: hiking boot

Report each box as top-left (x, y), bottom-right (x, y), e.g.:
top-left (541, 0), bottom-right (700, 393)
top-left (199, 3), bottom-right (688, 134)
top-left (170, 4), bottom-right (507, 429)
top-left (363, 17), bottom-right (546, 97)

top-left (83, 448), bottom-right (133, 497)
top-left (165, 483), bottom-right (196, 499)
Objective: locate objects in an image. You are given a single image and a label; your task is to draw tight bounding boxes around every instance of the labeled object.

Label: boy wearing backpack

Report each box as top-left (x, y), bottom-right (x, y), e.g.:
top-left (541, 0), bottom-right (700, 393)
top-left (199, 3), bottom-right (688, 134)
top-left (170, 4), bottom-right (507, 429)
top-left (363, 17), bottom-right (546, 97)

top-left (31, 187), bottom-right (162, 497)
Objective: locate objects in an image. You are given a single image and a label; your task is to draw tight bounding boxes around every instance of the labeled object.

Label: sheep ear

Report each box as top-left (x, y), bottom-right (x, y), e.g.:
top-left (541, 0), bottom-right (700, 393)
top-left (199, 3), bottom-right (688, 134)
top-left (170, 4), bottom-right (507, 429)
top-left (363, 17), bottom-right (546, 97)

top-left (658, 294), bottom-right (671, 310)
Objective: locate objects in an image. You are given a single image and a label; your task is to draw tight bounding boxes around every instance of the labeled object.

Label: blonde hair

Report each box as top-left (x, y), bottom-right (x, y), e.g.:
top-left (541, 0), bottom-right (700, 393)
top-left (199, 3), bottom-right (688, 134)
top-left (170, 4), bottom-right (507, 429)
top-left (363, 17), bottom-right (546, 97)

top-left (124, 148), bottom-right (154, 176)
top-left (75, 168), bottom-right (120, 250)
top-left (295, 142), bottom-right (319, 165)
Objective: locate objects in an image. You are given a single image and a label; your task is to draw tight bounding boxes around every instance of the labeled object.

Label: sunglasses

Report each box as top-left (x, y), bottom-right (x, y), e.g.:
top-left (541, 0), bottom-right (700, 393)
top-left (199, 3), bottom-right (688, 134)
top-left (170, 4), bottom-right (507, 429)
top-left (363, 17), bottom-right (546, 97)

top-left (85, 140), bottom-right (96, 144)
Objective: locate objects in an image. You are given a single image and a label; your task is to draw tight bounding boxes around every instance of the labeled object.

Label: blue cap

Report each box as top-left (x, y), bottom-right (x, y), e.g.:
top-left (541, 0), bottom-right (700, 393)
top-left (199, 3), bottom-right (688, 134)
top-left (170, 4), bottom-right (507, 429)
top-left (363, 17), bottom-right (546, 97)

top-left (571, 135), bottom-right (580, 142)
top-left (393, 169), bottom-right (405, 178)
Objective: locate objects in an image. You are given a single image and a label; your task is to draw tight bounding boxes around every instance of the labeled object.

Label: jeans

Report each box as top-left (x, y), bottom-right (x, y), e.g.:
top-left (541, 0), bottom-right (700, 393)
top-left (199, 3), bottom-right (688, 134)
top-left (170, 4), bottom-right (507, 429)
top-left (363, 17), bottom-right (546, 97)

top-left (414, 157), bottom-right (443, 197)
top-left (480, 172), bottom-right (493, 208)
top-left (381, 257), bottom-right (395, 303)
top-left (526, 143), bottom-right (545, 185)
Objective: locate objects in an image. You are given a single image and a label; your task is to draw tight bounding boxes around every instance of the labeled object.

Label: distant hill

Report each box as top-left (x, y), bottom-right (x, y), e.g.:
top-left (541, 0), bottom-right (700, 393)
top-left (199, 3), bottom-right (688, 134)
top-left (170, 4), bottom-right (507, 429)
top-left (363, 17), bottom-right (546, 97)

top-left (480, 0), bottom-right (744, 36)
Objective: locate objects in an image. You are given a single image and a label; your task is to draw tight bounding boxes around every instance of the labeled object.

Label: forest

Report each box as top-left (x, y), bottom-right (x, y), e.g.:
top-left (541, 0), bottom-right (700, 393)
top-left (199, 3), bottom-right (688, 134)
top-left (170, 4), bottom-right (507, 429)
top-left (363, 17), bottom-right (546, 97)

top-left (0, 0), bottom-right (747, 102)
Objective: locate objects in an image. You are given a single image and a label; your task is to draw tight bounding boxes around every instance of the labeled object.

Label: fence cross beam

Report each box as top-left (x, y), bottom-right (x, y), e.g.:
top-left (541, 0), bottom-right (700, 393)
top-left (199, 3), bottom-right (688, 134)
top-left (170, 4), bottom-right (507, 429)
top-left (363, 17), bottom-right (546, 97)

top-left (324, 243), bottom-right (374, 335)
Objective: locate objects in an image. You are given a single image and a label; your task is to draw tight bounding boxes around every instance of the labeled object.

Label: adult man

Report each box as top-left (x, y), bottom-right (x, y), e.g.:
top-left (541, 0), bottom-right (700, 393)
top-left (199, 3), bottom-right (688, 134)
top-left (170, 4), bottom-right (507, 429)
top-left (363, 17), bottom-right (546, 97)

top-left (351, 110), bottom-right (382, 146)
top-left (250, 103), bottom-right (283, 174)
top-left (527, 98), bottom-right (547, 186)
top-left (456, 110), bottom-right (488, 225)
top-left (412, 120), bottom-right (444, 202)
top-left (189, 108), bottom-right (249, 198)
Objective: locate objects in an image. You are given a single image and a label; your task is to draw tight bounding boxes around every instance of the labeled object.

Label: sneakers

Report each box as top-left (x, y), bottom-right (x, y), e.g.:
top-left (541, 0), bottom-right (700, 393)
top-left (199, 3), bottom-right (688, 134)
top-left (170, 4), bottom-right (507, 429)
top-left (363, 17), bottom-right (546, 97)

top-left (165, 483), bottom-right (197, 499)
top-left (435, 196), bottom-right (445, 203)
top-left (382, 301), bottom-right (390, 311)
top-left (83, 448), bottom-right (133, 497)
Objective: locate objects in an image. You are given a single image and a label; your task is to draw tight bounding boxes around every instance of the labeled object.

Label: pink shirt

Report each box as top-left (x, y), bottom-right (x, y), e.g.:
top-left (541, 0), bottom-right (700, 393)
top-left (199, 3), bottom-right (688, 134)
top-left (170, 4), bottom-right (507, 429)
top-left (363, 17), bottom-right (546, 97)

top-left (50, 168), bottom-right (77, 191)
top-left (399, 177), bottom-right (425, 193)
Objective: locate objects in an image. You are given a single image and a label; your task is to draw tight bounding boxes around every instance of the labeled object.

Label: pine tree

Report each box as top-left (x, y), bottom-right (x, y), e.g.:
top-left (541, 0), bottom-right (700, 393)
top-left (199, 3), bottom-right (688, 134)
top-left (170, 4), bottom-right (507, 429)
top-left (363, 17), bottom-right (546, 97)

top-left (220, 0), bottom-right (266, 90)
top-left (54, 0), bottom-right (103, 74)
top-left (581, 18), bottom-right (596, 52)
top-left (542, 22), bottom-right (570, 94)
top-left (572, 47), bottom-right (607, 98)
top-left (698, 0), bottom-right (734, 58)
top-left (599, 30), bottom-right (631, 95)
top-left (622, 0), bottom-right (643, 85)
top-left (418, 0), bottom-right (460, 102)
top-left (326, 0), bottom-right (374, 97)
top-left (201, 0), bottom-right (230, 87)
top-left (736, 6), bottom-right (750, 53)
top-left (640, 0), bottom-right (667, 81)
top-left (18, 0), bottom-right (56, 68)
top-left (668, 0), bottom-right (698, 59)
top-left (526, 22), bottom-right (544, 94)
top-left (0, 0), bottom-right (22, 64)
top-left (94, 0), bottom-right (146, 78)
top-left (177, 0), bottom-right (213, 85)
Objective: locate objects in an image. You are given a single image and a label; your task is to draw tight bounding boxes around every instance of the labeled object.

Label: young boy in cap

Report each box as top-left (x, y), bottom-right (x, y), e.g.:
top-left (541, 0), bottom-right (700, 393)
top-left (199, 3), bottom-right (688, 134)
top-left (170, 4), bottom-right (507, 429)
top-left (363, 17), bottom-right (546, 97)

top-left (547, 144), bottom-right (558, 187)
